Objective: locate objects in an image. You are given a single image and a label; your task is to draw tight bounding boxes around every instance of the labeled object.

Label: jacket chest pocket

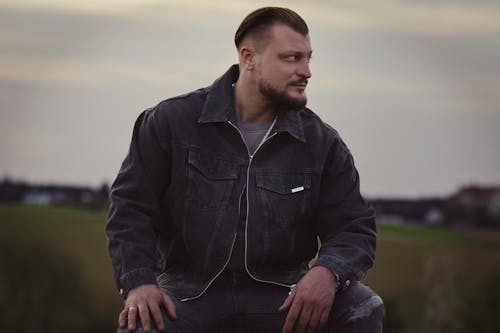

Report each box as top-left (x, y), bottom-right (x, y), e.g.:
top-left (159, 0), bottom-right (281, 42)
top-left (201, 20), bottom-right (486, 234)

top-left (186, 147), bottom-right (239, 210)
top-left (256, 171), bottom-right (312, 228)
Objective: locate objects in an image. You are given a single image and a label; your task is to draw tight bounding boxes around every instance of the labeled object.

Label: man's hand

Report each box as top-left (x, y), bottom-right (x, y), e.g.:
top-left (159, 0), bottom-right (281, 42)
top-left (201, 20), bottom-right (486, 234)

top-left (118, 284), bottom-right (177, 333)
top-left (279, 266), bottom-right (337, 333)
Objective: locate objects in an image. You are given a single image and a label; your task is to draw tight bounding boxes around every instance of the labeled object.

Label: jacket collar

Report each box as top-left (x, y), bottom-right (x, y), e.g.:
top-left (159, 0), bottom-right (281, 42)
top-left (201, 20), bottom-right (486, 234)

top-left (198, 64), bottom-right (306, 143)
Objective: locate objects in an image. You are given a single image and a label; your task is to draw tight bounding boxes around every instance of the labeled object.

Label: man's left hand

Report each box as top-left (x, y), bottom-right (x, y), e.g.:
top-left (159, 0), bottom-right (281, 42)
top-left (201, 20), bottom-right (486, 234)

top-left (279, 265), bottom-right (337, 333)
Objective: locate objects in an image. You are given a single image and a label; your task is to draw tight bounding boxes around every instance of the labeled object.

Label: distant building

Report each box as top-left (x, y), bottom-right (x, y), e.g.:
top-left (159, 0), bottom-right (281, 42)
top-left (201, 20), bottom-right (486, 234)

top-left (445, 186), bottom-right (500, 228)
top-left (369, 198), bottom-right (445, 225)
top-left (0, 178), bottom-right (109, 208)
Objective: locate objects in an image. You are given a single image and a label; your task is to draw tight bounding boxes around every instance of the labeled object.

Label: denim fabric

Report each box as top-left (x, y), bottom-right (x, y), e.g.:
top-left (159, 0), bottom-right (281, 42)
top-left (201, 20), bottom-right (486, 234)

top-left (106, 65), bottom-right (377, 300)
top-left (116, 272), bottom-right (384, 333)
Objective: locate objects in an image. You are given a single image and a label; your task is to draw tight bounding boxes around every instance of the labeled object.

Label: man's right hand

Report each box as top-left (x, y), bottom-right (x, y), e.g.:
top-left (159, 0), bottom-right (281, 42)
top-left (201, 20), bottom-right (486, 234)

top-left (118, 284), bottom-right (177, 333)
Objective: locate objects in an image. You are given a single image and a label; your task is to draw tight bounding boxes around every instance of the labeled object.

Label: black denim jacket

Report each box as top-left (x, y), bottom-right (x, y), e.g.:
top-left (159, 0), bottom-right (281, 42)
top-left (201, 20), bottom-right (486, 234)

top-left (106, 65), bottom-right (376, 301)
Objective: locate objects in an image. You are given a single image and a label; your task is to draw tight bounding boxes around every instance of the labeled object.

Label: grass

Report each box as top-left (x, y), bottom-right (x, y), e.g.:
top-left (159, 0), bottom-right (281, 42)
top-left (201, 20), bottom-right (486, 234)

top-left (0, 203), bottom-right (122, 313)
top-left (1, 204), bottom-right (499, 333)
top-left (366, 222), bottom-right (500, 333)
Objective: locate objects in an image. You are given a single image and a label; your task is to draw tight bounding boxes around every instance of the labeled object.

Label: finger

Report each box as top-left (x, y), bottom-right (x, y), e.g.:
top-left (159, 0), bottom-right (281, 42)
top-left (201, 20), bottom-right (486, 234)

top-left (319, 307), bottom-right (330, 330)
top-left (148, 301), bottom-right (165, 332)
top-left (138, 303), bottom-right (152, 332)
top-left (307, 306), bottom-right (322, 332)
top-left (118, 308), bottom-right (128, 328)
top-left (162, 292), bottom-right (177, 320)
top-left (279, 288), bottom-right (295, 312)
top-left (127, 305), bottom-right (138, 331)
top-left (295, 306), bottom-right (312, 333)
top-left (282, 299), bottom-right (301, 333)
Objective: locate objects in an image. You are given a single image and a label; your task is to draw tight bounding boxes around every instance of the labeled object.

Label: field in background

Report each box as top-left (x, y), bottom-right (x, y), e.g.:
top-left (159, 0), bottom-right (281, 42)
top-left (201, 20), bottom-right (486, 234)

top-left (0, 204), bottom-right (121, 332)
top-left (369, 224), bottom-right (500, 332)
top-left (1, 204), bottom-right (499, 332)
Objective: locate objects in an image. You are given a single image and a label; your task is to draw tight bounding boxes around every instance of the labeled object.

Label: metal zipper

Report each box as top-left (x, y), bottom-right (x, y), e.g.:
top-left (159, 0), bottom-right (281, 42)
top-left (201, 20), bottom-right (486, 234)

top-left (230, 119), bottom-right (294, 289)
top-left (180, 118), bottom-right (292, 301)
top-left (180, 122), bottom-right (248, 302)
top-left (180, 232), bottom-right (237, 302)
top-left (238, 184), bottom-right (246, 220)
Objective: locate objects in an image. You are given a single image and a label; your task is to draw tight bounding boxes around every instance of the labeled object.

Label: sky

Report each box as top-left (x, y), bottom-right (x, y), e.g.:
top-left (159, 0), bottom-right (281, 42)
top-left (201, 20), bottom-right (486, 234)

top-left (1, 0), bottom-right (499, 198)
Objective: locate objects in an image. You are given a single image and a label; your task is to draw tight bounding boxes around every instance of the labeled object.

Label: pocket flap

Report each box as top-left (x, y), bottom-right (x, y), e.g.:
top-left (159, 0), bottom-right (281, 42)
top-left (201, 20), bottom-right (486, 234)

top-left (256, 171), bottom-right (311, 194)
top-left (188, 148), bottom-right (239, 180)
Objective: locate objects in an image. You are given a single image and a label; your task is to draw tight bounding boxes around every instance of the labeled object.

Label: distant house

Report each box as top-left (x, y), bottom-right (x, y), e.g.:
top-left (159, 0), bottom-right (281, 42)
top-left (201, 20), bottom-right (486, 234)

top-left (369, 186), bottom-right (500, 229)
top-left (445, 186), bottom-right (500, 228)
top-left (369, 198), bottom-right (445, 226)
top-left (488, 192), bottom-right (500, 219)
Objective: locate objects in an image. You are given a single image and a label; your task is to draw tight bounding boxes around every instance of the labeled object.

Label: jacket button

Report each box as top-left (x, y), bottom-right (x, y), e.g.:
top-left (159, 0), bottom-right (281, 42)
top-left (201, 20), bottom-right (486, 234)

top-left (345, 280), bottom-right (351, 287)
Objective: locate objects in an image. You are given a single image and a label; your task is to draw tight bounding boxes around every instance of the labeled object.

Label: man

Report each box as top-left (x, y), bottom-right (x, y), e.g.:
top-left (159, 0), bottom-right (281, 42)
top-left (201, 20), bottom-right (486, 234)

top-left (107, 7), bottom-right (384, 333)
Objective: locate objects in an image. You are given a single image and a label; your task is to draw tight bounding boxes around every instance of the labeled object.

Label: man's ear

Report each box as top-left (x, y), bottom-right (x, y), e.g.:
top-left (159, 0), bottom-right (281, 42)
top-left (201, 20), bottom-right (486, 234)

top-left (239, 45), bottom-right (256, 71)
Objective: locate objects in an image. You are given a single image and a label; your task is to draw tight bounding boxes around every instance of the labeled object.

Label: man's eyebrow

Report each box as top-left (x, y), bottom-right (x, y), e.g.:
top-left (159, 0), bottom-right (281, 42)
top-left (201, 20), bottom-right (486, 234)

top-left (280, 50), bottom-right (313, 57)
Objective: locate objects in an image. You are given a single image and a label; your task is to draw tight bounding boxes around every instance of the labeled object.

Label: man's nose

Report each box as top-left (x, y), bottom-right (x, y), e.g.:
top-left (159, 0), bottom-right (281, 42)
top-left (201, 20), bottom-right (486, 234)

top-left (297, 60), bottom-right (311, 79)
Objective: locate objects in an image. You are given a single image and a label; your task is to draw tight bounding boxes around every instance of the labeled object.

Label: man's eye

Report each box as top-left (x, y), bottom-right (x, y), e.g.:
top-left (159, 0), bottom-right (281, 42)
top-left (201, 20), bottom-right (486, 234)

top-left (285, 55), bottom-right (298, 62)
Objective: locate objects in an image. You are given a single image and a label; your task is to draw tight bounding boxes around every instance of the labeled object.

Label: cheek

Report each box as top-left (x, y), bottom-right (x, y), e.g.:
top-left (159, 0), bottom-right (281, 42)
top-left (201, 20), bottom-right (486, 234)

top-left (262, 64), bottom-right (294, 87)
top-left (284, 68), bottom-right (300, 82)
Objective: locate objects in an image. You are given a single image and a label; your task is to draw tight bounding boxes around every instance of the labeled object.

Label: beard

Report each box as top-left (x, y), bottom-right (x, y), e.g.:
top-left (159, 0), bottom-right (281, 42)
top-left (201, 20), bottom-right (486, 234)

top-left (259, 78), bottom-right (307, 112)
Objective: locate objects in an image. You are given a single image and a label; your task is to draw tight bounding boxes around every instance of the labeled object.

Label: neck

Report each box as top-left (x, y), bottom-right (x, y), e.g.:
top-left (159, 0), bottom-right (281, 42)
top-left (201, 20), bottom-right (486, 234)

top-left (233, 80), bottom-right (276, 124)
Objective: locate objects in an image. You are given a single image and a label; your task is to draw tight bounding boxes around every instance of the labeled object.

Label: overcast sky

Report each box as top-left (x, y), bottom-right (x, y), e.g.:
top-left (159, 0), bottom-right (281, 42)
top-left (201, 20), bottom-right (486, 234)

top-left (1, 0), bottom-right (499, 198)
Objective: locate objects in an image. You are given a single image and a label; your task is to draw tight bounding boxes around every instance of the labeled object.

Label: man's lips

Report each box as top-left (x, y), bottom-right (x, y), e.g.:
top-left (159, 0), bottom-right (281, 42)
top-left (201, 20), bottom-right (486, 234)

top-left (289, 80), bottom-right (308, 87)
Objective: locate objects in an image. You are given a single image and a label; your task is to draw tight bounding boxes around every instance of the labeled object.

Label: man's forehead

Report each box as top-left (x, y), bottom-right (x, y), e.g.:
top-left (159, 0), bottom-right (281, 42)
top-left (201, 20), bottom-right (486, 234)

top-left (267, 24), bottom-right (311, 52)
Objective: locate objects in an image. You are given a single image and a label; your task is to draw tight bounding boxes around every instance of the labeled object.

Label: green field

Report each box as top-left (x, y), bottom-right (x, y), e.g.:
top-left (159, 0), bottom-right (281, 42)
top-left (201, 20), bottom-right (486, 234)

top-left (370, 224), bottom-right (500, 333)
top-left (1, 204), bottom-right (499, 332)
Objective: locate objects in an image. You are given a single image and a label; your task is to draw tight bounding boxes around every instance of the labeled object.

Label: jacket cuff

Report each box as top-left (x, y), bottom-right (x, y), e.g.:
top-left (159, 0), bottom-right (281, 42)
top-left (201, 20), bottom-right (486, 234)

top-left (119, 267), bottom-right (158, 298)
top-left (313, 255), bottom-right (364, 291)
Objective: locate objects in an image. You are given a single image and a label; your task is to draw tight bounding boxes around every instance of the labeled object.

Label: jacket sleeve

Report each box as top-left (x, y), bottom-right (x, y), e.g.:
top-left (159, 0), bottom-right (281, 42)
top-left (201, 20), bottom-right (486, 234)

top-left (105, 107), bottom-right (171, 298)
top-left (313, 137), bottom-right (376, 290)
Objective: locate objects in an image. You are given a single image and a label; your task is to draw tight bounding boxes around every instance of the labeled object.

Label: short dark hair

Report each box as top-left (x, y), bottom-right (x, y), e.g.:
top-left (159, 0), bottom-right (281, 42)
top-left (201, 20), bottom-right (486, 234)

top-left (234, 7), bottom-right (309, 49)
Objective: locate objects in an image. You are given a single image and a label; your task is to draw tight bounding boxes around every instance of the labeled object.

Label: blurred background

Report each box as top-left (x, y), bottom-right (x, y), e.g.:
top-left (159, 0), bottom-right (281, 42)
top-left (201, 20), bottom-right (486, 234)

top-left (1, 1), bottom-right (499, 332)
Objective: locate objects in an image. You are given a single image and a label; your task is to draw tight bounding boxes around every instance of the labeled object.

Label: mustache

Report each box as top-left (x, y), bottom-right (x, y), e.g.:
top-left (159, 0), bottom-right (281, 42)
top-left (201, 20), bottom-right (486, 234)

top-left (288, 79), bottom-right (308, 86)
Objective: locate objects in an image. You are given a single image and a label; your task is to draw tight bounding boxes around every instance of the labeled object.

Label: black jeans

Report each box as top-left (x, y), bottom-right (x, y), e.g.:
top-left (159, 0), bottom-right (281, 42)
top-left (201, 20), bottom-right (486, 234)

top-left (117, 271), bottom-right (384, 333)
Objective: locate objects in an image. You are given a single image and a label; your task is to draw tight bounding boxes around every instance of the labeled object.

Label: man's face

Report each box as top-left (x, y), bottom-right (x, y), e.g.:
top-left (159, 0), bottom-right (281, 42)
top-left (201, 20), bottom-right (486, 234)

top-left (254, 24), bottom-right (312, 111)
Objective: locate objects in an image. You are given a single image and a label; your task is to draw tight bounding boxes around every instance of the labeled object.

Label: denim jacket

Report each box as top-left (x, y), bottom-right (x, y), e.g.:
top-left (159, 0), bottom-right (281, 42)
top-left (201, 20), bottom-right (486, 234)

top-left (106, 65), bottom-right (376, 301)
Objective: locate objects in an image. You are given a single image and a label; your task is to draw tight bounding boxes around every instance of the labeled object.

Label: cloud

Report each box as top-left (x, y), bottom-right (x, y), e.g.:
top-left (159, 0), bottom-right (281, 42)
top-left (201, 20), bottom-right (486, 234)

top-left (4, 0), bottom-right (500, 38)
top-left (306, 0), bottom-right (500, 38)
top-left (1, 0), bottom-right (499, 195)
